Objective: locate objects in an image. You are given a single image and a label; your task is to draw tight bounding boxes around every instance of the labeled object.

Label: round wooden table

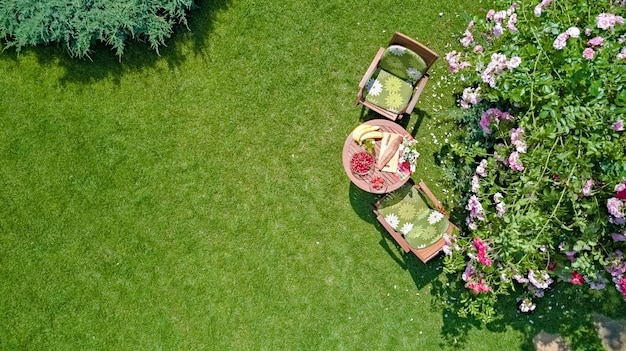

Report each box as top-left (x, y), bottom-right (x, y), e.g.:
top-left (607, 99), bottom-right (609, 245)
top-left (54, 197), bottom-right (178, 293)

top-left (342, 119), bottom-right (413, 194)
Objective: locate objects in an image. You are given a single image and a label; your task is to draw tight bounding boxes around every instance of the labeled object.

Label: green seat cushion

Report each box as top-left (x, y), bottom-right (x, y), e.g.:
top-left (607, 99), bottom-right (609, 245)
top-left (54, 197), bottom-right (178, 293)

top-left (363, 68), bottom-right (414, 113)
top-left (378, 183), bottom-right (449, 249)
top-left (379, 45), bottom-right (427, 83)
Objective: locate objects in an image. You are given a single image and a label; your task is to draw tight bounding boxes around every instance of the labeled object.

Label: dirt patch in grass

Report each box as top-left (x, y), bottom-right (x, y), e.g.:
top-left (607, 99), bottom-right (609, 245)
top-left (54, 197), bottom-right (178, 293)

top-left (533, 332), bottom-right (569, 351)
top-left (533, 314), bottom-right (626, 351)
top-left (593, 313), bottom-right (626, 351)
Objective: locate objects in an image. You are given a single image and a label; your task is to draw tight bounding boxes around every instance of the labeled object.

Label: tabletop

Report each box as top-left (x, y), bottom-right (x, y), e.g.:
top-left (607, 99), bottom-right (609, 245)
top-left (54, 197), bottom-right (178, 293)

top-left (342, 119), bottom-right (414, 194)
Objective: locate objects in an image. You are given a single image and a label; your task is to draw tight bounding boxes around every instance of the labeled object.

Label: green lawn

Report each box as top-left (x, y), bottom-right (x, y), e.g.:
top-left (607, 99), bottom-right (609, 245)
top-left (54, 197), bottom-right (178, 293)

top-left (1, 0), bottom-right (623, 349)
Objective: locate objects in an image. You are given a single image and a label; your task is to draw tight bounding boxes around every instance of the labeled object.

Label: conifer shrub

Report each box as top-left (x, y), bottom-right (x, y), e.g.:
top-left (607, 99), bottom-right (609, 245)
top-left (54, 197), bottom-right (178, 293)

top-left (0, 0), bottom-right (194, 58)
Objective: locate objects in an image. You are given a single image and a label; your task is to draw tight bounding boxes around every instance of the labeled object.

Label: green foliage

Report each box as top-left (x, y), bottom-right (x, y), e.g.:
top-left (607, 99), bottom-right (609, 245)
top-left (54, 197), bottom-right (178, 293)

top-left (4, 0), bottom-right (562, 349)
top-left (443, 0), bottom-right (626, 322)
top-left (0, 0), bottom-right (194, 58)
top-left (2, 0), bottom-right (624, 348)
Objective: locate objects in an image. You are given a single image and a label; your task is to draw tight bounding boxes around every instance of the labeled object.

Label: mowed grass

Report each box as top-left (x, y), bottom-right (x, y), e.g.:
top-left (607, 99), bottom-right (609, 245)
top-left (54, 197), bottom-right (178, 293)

top-left (1, 0), bottom-right (623, 349)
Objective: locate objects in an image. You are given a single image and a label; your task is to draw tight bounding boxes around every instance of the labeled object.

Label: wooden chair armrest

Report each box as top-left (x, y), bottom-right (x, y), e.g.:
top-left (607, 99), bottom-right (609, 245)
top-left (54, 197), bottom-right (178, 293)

top-left (405, 74), bottom-right (429, 115)
top-left (358, 48), bottom-right (385, 89)
top-left (356, 49), bottom-right (384, 107)
top-left (372, 199), bottom-right (383, 211)
top-left (355, 91), bottom-right (364, 106)
top-left (417, 180), bottom-right (447, 216)
top-left (447, 223), bottom-right (461, 234)
top-left (373, 204), bottom-right (411, 253)
top-left (360, 100), bottom-right (399, 121)
top-left (376, 214), bottom-right (412, 253)
top-left (413, 236), bottom-right (446, 263)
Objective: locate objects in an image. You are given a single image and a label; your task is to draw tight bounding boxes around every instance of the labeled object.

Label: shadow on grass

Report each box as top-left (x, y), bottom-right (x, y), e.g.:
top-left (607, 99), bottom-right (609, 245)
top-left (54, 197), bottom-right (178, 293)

top-left (428, 260), bottom-right (626, 350)
top-left (0, 0), bottom-right (231, 84)
top-left (358, 107), bottom-right (384, 123)
top-left (356, 106), bottom-right (431, 136)
top-left (404, 253), bottom-right (445, 290)
top-left (347, 182), bottom-right (380, 224)
top-left (407, 108), bottom-right (429, 137)
top-left (370, 218), bottom-right (446, 292)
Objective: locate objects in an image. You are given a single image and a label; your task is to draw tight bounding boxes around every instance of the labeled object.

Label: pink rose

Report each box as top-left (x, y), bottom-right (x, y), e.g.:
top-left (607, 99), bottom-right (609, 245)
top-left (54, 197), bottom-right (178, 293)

top-left (493, 10), bottom-right (507, 24)
top-left (493, 23), bottom-right (504, 38)
top-left (508, 151), bottom-right (524, 171)
top-left (566, 27), bottom-right (580, 38)
top-left (608, 197), bottom-right (624, 218)
top-left (476, 159), bottom-right (488, 177)
top-left (553, 33), bottom-right (569, 50)
top-left (597, 13), bottom-right (614, 30)
top-left (466, 20), bottom-right (475, 31)
top-left (510, 127), bottom-right (527, 153)
top-left (508, 14), bottom-right (518, 32)
top-left (480, 115), bottom-right (493, 134)
top-left (616, 182), bottom-right (626, 199)
top-left (496, 202), bottom-right (506, 218)
top-left (471, 174), bottom-right (480, 193)
top-left (583, 47), bottom-right (595, 60)
top-left (507, 56), bottom-right (522, 70)
top-left (493, 192), bottom-right (503, 203)
top-left (570, 271), bottom-right (585, 285)
top-left (596, 13), bottom-right (625, 31)
top-left (534, 0), bottom-right (552, 17)
top-left (461, 87), bottom-right (481, 109)
top-left (582, 179), bottom-right (594, 197)
top-left (587, 36), bottom-right (604, 47)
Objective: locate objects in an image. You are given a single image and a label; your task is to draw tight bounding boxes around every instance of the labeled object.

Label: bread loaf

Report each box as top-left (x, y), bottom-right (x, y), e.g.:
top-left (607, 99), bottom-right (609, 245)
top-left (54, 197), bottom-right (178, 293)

top-left (377, 134), bottom-right (402, 169)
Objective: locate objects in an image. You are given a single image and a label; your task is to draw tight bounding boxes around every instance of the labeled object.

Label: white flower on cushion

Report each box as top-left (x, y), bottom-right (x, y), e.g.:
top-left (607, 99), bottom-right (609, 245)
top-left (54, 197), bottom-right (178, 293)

top-left (389, 46), bottom-right (406, 56)
top-left (406, 68), bottom-right (423, 80)
top-left (400, 222), bottom-right (414, 235)
top-left (366, 79), bottom-right (383, 96)
top-left (385, 213), bottom-right (400, 229)
top-left (428, 211), bottom-right (444, 224)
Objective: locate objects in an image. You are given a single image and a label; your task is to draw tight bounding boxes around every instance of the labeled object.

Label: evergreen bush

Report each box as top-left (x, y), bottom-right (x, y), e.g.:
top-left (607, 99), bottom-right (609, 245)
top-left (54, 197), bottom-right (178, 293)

top-left (0, 0), bottom-right (194, 58)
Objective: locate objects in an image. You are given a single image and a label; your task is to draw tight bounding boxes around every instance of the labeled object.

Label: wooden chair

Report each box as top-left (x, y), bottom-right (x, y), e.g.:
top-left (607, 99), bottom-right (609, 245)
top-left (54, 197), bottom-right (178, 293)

top-left (355, 32), bottom-right (439, 121)
top-left (373, 179), bottom-right (459, 263)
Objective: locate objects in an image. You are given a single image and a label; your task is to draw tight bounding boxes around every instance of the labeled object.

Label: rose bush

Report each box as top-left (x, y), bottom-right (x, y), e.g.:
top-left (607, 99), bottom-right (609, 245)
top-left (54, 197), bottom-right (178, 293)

top-left (442, 0), bottom-right (626, 321)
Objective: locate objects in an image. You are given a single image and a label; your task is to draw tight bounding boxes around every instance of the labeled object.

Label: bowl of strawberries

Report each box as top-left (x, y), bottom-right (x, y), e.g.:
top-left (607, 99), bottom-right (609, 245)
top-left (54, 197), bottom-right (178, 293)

top-left (350, 152), bottom-right (373, 176)
top-left (369, 176), bottom-right (386, 193)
